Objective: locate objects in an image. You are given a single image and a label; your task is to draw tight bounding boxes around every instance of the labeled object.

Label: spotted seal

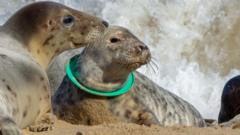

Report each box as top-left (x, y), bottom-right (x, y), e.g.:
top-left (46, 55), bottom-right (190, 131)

top-left (49, 26), bottom-right (206, 127)
top-left (218, 75), bottom-right (240, 123)
top-left (0, 1), bottom-right (107, 135)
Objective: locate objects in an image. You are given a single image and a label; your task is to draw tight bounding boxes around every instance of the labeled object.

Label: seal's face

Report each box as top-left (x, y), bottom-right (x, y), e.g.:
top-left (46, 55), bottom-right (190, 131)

top-left (106, 27), bottom-right (151, 70)
top-left (41, 8), bottom-right (108, 49)
top-left (89, 26), bottom-right (151, 72)
top-left (3, 2), bottom-right (109, 68)
top-left (37, 4), bottom-right (108, 68)
top-left (73, 26), bottom-right (151, 90)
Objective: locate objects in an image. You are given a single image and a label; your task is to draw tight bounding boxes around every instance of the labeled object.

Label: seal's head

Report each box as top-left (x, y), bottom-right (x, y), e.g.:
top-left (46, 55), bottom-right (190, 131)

top-left (218, 75), bottom-right (240, 123)
top-left (3, 1), bottom-right (108, 68)
top-left (72, 26), bottom-right (151, 91)
top-left (87, 26), bottom-right (151, 72)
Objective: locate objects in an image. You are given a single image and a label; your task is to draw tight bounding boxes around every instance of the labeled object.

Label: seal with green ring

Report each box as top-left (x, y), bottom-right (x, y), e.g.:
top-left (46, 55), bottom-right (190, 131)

top-left (66, 59), bottom-right (135, 97)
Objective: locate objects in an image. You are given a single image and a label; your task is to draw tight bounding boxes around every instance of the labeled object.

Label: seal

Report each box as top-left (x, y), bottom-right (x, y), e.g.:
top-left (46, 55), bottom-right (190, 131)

top-left (50, 26), bottom-right (206, 127)
top-left (0, 1), bottom-right (108, 135)
top-left (218, 75), bottom-right (240, 123)
top-left (219, 114), bottom-right (240, 128)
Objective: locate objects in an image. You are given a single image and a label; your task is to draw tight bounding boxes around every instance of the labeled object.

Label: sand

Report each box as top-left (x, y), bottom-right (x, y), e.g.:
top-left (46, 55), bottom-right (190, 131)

top-left (23, 119), bottom-right (240, 135)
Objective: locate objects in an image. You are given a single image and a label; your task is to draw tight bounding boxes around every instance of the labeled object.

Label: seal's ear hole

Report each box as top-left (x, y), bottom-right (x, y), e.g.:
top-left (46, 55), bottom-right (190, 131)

top-left (62, 15), bottom-right (75, 27)
top-left (110, 37), bottom-right (121, 43)
top-left (48, 20), bottom-right (53, 26)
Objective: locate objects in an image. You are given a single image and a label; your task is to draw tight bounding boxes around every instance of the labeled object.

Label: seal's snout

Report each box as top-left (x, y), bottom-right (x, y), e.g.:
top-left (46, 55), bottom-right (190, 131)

top-left (134, 43), bottom-right (151, 63)
top-left (135, 44), bottom-right (149, 54)
top-left (139, 44), bottom-right (149, 51)
top-left (104, 26), bottom-right (151, 69)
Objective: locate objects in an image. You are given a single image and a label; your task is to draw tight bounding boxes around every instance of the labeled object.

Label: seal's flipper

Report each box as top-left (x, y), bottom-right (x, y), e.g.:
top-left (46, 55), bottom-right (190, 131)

top-left (28, 113), bottom-right (55, 132)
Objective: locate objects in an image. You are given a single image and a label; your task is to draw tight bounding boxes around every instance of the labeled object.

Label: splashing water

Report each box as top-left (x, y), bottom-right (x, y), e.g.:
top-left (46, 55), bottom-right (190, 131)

top-left (1, 0), bottom-right (240, 119)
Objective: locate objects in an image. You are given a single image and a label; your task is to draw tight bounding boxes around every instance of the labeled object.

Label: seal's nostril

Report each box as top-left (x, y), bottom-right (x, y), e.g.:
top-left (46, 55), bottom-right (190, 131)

top-left (135, 46), bottom-right (141, 54)
top-left (102, 21), bottom-right (109, 28)
top-left (135, 45), bottom-right (148, 54)
top-left (139, 45), bottom-right (148, 51)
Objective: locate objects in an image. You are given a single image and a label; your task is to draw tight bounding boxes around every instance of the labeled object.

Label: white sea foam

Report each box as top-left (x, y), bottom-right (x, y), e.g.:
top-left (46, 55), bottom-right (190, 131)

top-left (1, 0), bottom-right (240, 119)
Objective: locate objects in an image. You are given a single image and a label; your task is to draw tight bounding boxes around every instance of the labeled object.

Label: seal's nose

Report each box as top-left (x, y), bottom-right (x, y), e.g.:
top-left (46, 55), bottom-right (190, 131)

top-left (102, 20), bottom-right (109, 27)
top-left (135, 44), bottom-right (149, 54)
top-left (139, 45), bottom-right (149, 51)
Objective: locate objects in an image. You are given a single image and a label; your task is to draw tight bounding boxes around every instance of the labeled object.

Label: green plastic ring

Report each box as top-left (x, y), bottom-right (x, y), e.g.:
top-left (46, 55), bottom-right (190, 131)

top-left (66, 61), bottom-right (134, 97)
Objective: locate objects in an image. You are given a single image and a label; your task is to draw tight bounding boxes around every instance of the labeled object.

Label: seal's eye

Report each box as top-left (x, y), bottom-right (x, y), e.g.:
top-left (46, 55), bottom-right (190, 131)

top-left (62, 15), bottom-right (75, 27)
top-left (110, 37), bottom-right (121, 43)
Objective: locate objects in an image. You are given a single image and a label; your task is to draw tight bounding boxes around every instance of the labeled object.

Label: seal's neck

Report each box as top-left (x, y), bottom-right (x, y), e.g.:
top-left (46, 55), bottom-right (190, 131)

top-left (71, 52), bottom-right (130, 91)
top-left (27, 35), bottom-right (72, 70)
top-left (3, 26), bottom-right (70, 70)
top-left (3, 24), bottom-right (72, 70)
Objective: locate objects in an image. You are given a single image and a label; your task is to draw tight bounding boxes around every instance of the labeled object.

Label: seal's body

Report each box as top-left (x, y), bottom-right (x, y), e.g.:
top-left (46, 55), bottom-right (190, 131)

top-left (0, 37), bottom-right (48, 126)
top-left (218, 75), bottom-right (240, 123)
top-left (49, 26), bottom-right (205, 127)
top-left (0, 26), bottom-right (51, 135)
top-left (0, 1), bottom-right (107, 135)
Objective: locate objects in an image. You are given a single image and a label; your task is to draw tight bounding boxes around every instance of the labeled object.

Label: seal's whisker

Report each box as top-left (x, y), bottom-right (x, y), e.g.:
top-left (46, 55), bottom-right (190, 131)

top-left (151, 60), bottom-right (159, 72)
top-left (146, 63), bottom-right (153, 75)
top-left (152, 63), bottom-right (158, 74)
top-left (147, 56), bottom-right (160, 75)
top-left (141, 63), bottom-right (148, 74)
top-left (151, 58), bottom-right (160, 70)
top-left (146, 62), bottom-right (157, 75)
top-left (152, 57), bottom-right (158, 62)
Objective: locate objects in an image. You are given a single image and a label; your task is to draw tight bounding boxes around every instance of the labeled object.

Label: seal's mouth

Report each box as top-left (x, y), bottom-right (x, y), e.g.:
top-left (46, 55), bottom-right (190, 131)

top-left (118, 50), bottom-right (151, 71)
top-left (128, 62), bottom-right (145, 69)
top-left (72, 42), bottom-right (85, 48)
top-left (70, 41), bottom-right (87, 48)
top-left (118, 52), bottom-right (151, 70)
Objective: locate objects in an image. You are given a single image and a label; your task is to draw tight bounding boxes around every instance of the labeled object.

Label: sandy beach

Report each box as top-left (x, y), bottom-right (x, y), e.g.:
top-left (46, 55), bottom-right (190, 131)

top-left (23, 119), bottom-right (240, 135)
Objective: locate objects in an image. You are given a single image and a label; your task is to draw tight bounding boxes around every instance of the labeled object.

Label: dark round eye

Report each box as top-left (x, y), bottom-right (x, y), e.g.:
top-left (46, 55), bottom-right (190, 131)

top-left (110, 37), bottom-right (121, 43)
top-left (62, 15), bottom-right (75, 27)
top-left (102, 21), bottom-right (109, 27)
